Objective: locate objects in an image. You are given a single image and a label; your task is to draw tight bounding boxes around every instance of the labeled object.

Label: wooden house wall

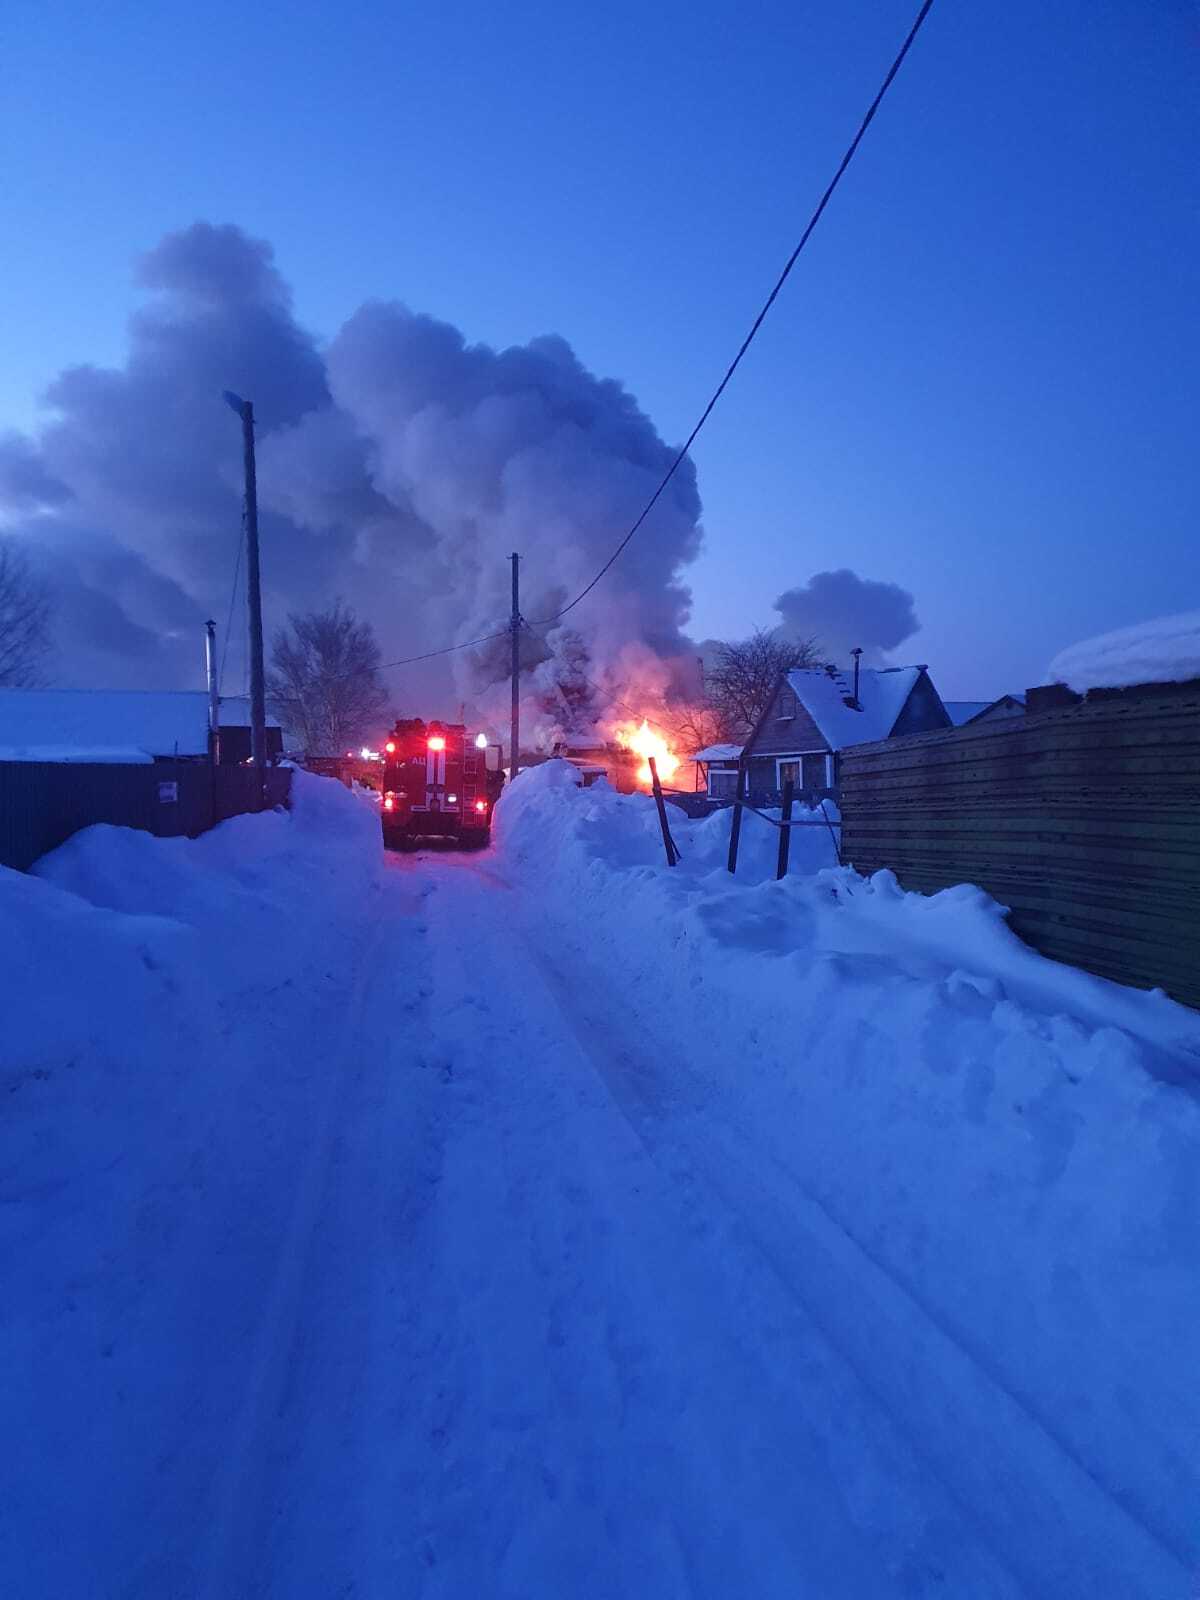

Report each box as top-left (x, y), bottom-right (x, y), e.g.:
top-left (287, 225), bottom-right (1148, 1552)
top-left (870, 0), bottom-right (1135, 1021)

top-left (747, 679), bottom-right (830, 758)
top-left (891, 672), bottom-right (952, 737)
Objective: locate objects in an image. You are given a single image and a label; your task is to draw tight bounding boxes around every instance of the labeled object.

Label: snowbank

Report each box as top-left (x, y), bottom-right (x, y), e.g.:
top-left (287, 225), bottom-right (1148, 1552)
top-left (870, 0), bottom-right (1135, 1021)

top-left (494, 763), bottom-right (1200, 1571)
top-left (1, 772), bottom-right (387, 1590)
top-left (1047, 608), bottom-right (1200, 691)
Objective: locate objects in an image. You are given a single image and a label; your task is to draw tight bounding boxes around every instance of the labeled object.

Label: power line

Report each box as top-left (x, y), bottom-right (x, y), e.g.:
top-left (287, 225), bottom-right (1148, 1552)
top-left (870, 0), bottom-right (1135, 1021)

top-left (362, 626), bottom-right (513, 681)
top-left (530, 0), bottom-right (935, 629)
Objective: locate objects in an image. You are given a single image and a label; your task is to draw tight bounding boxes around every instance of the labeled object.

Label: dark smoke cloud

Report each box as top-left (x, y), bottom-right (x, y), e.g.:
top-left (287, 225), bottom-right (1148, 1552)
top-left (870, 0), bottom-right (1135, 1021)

top-left (0, 223), bottom-right (702, 731)
top-left (773, 568), bottom-right (920, 666)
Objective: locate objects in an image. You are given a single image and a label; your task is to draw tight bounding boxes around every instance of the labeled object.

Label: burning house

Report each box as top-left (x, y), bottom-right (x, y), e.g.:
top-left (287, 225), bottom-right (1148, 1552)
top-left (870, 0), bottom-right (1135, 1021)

top-left (552, 719), bottom-right (686, 795)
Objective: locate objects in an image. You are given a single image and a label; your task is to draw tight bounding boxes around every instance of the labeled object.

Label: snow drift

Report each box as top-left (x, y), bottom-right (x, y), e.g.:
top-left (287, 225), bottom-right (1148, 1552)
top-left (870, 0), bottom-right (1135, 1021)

top-left (494, 764), bottom-right (1200, 1584)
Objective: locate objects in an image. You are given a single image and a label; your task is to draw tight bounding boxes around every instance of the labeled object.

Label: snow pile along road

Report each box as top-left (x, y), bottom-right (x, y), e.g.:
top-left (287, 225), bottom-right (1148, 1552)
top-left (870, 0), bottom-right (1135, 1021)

top-left (492, 763), bottom-right (1200, 1592)
top-left (0, 773), bottom-right (391, 1594)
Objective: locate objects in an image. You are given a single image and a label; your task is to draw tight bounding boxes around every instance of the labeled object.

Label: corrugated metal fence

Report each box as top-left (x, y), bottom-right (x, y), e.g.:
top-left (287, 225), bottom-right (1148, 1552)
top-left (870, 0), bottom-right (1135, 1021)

top-left (839, 684), bottom-right (1200, 1009)
top-left (0, 761), bottom-right (292, 873)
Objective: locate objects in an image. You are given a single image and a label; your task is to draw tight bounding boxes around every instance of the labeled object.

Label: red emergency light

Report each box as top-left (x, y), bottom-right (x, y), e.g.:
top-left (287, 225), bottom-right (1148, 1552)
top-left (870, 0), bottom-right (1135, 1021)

top-left (474, 799), bottom-right (487, 814)
top-left (385, 740), bottom-right (396, 754)
top-left (427, 735), bottom-right (446, 751)
top-left (383, 793), bottom-right (396, 812)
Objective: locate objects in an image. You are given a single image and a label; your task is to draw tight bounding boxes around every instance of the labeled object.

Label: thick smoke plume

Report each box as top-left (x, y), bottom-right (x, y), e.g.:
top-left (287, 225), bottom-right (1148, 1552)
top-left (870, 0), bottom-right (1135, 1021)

top-left (0, 224), bottom-right (703, 741)
top-left (772, 568), bottom-right (920, 666)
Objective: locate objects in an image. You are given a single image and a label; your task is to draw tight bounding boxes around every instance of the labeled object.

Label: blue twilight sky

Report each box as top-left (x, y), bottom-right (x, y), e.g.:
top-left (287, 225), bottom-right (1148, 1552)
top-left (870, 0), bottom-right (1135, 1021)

top-left (2, 0), bottom-right (1197, 698)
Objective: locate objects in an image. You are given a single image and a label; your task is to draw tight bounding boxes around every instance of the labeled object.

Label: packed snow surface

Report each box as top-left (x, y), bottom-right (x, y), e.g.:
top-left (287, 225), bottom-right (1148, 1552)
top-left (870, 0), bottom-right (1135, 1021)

top-left (3, 764), bottom-right (1198, 1597)
top-left (1047, 608), bottom-right (1200, 691)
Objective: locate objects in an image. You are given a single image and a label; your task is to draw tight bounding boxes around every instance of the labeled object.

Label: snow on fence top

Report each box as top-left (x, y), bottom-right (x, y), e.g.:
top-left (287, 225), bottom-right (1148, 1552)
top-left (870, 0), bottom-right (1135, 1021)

top-left (0, 689), bottom-right (279, 762)
top-left (1047, 609), bottom-right (1200, 693)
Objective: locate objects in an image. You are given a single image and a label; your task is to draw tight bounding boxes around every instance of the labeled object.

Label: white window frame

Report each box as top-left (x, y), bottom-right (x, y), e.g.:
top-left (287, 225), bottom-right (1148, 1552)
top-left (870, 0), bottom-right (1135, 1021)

top-left (707, 766), bottom-right (739, 798)
top-left (776, 752), bottom-right (832, 790)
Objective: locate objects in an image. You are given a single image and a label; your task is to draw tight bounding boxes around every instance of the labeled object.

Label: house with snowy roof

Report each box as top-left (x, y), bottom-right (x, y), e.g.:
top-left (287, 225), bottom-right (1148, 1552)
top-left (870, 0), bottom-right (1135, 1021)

top-left (0, 689), bottom-right (282, 766)
top-left (740, 663), bottom-right (952, 803)
top-left (944, 694), bottom-right (1026, 727)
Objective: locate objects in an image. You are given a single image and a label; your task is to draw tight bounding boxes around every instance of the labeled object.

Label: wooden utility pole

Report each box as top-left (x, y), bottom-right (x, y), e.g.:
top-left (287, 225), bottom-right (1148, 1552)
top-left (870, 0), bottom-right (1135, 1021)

top-left (204, 619), bottom-right (221, 766)
top-left (727, 755), bottom-right (748, 873)
top-left (776, 777), bottom-right (795, 880)
top-left (510, 552), bottom-right (521, 779)
top-left (647, 756), bottom-right (680, 866)
top-left (223, 392), bottom-right (267, 807)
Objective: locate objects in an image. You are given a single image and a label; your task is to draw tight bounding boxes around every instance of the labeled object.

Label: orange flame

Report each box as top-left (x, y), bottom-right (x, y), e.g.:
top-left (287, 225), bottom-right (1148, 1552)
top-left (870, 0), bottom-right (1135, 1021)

top-left (616, 719), bottom-right (680, 788)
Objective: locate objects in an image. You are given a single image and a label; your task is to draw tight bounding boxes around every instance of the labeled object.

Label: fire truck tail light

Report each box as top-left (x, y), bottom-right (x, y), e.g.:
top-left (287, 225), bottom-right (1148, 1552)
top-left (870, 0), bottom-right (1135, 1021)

top-left (383, 793), bottom-right (396, 812)
top-left (475, 799), bottom-right (488, 814)
top-left (447, 793), bottom-right (458, 805)
top-left (427, 735), bottom-right (446, 751)
top-left (385, 740), bottom-right (396, 754)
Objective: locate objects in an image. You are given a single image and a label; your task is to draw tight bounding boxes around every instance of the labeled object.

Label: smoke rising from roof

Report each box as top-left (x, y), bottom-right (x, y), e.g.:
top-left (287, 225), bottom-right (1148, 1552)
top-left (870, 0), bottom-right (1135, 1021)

top-left (0, 223), bottom-right (702, 732)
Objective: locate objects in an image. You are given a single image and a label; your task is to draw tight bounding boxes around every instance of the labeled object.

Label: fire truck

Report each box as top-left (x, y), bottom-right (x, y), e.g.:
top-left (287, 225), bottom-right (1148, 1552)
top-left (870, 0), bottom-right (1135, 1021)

top-left (380, 719), bottom-right (497, 849)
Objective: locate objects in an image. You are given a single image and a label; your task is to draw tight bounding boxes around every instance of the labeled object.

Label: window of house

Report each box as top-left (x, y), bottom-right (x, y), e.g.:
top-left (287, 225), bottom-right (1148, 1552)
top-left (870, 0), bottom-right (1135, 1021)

top-left (801, 752), bottom-right (828, 790)
top-left (708, 768), bottom-right (739, 798)
top-left (778, 760), bottom-right (800, 789)
top-left (777, 688), bottom-right (796, 720)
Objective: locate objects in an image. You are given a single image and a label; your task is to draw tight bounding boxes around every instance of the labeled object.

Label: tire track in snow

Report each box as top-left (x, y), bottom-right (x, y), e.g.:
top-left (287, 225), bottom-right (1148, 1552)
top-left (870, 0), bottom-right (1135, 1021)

top-left (195, 888), bottom-right (423, 1600)
top-left (411, 866), bottom-right (1019, 1599)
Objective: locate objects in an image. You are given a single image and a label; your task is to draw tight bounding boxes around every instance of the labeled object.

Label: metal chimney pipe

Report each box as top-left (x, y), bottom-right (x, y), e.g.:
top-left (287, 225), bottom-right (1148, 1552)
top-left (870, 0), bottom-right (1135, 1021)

top-left (851, 646), bottom-right (863, 708)
top-left (205, 619), bottom-right (221, 765)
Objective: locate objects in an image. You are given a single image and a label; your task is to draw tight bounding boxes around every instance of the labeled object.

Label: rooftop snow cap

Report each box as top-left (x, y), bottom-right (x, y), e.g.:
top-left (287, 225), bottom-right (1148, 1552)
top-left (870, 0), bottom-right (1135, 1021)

top-left (1047, 609), bottom-right (1200, 692)
top-left (0, 687), bottom-right (279, 762)
top-left (785, 665), bottom-right (929, 749)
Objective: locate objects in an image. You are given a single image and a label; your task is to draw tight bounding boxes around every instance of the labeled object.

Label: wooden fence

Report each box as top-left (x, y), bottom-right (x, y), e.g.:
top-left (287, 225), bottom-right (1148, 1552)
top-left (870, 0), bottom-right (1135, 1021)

top-left (838, 683), bottom-right (1200, 1009)
top-left (0, 761), bottom-right (292, 873)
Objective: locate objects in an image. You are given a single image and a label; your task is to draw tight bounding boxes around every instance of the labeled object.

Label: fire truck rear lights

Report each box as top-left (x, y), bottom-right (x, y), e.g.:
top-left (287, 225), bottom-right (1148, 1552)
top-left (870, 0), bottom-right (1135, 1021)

top-left (447, 793), bottom-right (458, 805)
top-left (427, 735), bottom-right (446, 751)
top-left (384, 740), bottom-right (396, 754)
top-left (383, 793), bottom-right (396, 812)
top-left (474, 799), bottom-right (488, 813)
top-left (474, 733), bottom-right (488, 749)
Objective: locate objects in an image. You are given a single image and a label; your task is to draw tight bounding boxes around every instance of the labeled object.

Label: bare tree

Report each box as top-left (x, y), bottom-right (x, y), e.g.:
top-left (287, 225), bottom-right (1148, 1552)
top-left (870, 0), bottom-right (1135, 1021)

top-left (267, 600), bottom-right (390, 754)
top-left (0, 539), bottom-right (53, 687)
top-left (705, 629), bottom-right (821, 739)
top-left (661, 698), bottom-right (730, 756)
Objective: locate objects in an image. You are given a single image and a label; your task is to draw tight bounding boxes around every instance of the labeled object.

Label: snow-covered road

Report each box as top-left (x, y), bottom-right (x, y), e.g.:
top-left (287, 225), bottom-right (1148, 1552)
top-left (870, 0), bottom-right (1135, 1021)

top-left (202, 851), bottom-right (1188, 1598)
top-left (5, 769), bottom-right (1198, 1597)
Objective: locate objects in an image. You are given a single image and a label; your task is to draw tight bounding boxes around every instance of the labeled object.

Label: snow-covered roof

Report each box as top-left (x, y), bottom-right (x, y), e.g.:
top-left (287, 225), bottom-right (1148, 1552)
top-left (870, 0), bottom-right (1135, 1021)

top-left (944, 700), bottom-right (991, 727)
top-left (0, 689), bottom-right (278, 761)
top-left (0, 744), bottom-right (155, 765)
top-left (1047, 610), bottom-right (1200, 693)
top-left (693, 743), bottom-right (743, 762)
top-left (785, 666), bottom-right (926, 750)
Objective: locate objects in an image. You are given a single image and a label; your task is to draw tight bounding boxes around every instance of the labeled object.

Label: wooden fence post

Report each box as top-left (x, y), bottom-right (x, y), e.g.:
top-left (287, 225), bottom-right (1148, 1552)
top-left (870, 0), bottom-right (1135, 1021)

top-left (727, 756), bottom-right (748, 874)
top-left (776, 778), bottom-right (794, 880)
top-left (647, 756), bottom-right (680, 866)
